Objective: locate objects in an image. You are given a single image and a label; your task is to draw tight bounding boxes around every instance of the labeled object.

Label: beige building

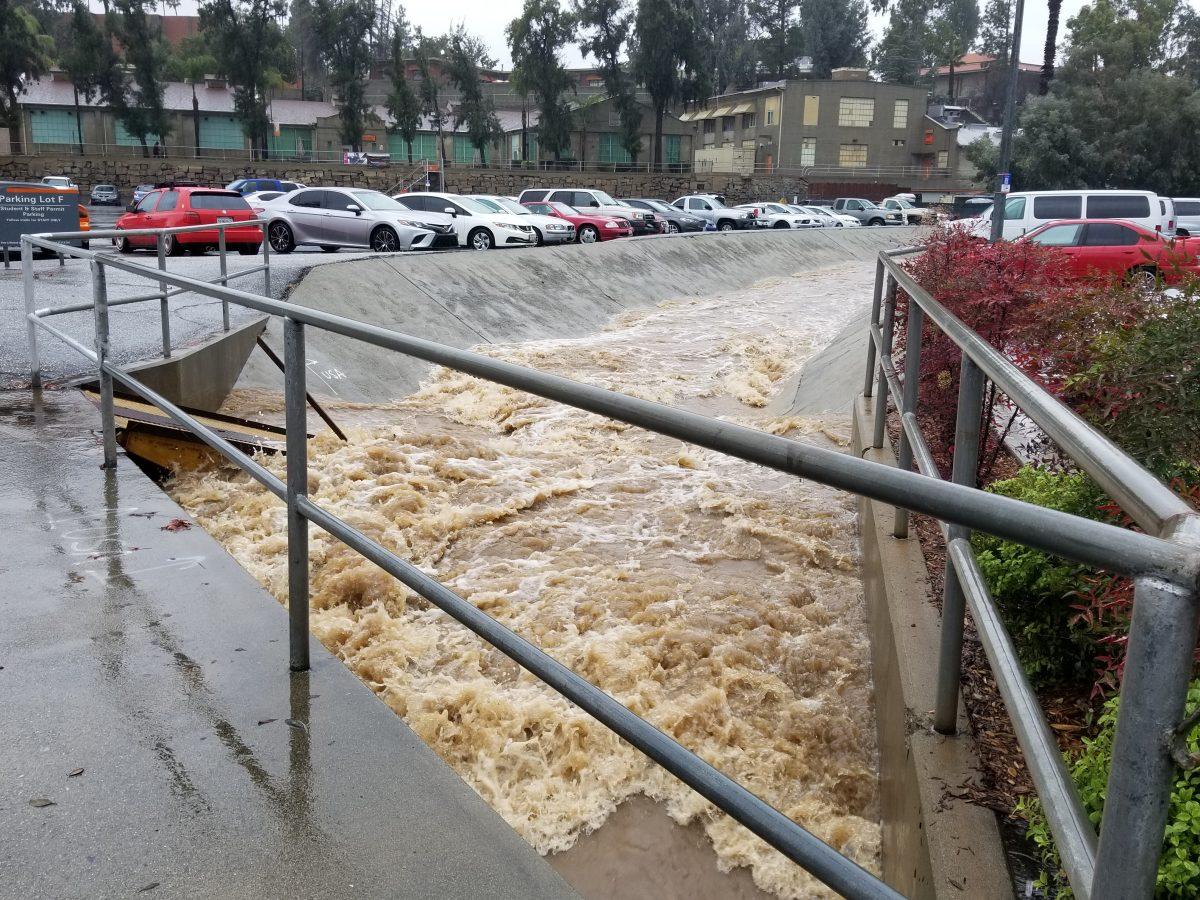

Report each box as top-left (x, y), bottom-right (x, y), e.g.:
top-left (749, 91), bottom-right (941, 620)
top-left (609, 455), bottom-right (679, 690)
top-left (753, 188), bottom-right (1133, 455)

top-left (682, 69), bottom-right (967, 189)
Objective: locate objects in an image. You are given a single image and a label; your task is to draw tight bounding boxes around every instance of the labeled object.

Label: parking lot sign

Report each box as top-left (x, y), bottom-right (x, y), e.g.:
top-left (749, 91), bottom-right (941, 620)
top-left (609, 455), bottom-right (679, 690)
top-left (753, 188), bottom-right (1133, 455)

top-left (0, 182), bottom-right (79, 250)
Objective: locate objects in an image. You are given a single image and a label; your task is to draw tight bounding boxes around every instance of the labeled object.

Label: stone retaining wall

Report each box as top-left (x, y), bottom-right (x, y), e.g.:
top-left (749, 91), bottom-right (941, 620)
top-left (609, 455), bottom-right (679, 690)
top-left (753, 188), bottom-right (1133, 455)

top-left (0, 154), bottom-right (810, 205)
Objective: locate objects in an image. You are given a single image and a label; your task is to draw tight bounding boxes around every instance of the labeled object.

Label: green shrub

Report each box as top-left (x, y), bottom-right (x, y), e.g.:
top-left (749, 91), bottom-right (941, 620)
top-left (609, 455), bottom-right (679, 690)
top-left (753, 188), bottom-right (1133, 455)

top-left (1021, 680), bottom-right (1200, 897)
top-left (972, 467), bottom-right (1106, 687)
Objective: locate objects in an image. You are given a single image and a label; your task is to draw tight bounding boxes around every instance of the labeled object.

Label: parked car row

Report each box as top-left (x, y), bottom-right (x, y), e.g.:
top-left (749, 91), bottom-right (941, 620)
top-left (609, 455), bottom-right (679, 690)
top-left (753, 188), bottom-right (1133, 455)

top-left (107, 176), bottom-right (907, 257)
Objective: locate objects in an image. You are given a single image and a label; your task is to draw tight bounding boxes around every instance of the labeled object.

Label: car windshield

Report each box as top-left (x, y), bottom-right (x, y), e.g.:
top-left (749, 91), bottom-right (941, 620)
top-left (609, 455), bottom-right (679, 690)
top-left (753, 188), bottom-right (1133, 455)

top-left (471, 197), bottom-right (506, 212)
top-left (891, 198), bottom-right (916, 208)
top-left (491, 197), bottom-right (530, 215)
top-left (446, 196), bottom-right (494, 215)
top-left (547, 201), bottom-right (578, 216)
top-left (638, 200), bottom-right (672, 213)
top-left (96, 185), bottom-right (115, 191)
top-left (351, 190), bottom-right (405, 211)
top-left (190, 192), bottom-right (251, 210)
top-left (591, 190), bottom-right (619, 206)
top-left (705, 197), bottom-right (729, 208)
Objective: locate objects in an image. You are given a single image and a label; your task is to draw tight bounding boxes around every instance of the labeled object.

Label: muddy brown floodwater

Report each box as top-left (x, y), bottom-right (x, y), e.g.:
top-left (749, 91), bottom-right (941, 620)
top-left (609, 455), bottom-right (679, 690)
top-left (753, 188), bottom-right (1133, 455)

top-left (170, 264), bottom-right (881, 898)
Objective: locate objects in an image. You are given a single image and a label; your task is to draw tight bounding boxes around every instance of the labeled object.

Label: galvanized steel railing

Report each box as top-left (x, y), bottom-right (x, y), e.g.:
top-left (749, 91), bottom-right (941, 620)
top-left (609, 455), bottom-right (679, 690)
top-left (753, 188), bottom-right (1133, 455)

top-left (17, 224), bottom-right (1200, 899)
top-left (864, 248), bottom-right (1200, 900)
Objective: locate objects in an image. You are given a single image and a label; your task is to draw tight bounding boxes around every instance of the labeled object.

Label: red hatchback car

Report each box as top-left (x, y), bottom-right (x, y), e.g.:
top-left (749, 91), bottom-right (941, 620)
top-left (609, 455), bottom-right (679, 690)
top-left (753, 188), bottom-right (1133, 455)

top-left (522, 200), bottom-right (634, 243)
top-left (1021, 219), bottom-right (1200, 285)
top-left (115, 185), bottom-right (262, 256)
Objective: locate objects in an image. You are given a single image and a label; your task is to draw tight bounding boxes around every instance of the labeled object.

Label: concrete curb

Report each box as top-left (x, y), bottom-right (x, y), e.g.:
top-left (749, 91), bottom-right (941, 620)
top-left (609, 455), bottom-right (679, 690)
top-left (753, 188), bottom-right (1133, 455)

top-left (852, 394), bottom-right (1011, 899)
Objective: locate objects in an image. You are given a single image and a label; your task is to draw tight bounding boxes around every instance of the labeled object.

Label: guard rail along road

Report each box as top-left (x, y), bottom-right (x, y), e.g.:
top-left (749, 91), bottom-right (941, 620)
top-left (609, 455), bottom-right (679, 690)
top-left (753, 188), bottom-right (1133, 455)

top-left (20, 222), bottom-right (1200, 900)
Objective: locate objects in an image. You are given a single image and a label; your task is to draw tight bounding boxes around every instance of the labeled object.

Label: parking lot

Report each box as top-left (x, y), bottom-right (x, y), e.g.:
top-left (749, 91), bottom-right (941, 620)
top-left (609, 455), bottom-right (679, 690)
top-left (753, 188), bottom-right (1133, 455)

top-left (1, 203), bottom-right (384, 388)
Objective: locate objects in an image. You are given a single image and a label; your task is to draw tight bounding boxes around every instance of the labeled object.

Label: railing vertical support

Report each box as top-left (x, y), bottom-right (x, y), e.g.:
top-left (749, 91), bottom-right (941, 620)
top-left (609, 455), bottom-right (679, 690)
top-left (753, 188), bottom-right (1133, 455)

top-left (1093, 569), bottom-right (1200, 900)
top-left (934, 356), bottom-right (986, 734)
top-left (863, 258), bottom-right (885, 398)
top-left (871, 277), bottom-right (898, 449)
top-left (156, 233), bottom-right (171, 357)
top-left (262, 221), bottom-right (272, 297)
top-left (893, 300), bottom-right (925, 537)
top-left (91, 259), bottom-right (118, 469)
top-left (23, 239), bottom-right (41, 388)
top-left (218, 225), bottom-right (230, 331)
top-left (284, 316), bottom-right (310, 672)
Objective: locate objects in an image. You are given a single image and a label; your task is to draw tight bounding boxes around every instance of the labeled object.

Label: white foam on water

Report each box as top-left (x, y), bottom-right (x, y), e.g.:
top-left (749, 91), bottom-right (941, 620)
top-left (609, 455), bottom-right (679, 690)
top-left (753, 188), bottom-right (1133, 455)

top-left (171, 264), bottom-right (881, 898)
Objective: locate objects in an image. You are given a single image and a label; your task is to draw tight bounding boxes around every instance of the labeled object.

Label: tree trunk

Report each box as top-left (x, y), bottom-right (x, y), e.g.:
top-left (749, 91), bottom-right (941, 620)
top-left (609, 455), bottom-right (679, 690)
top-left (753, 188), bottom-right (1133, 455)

top-left (479, 142), bottom-right (487, 166)
top-left (192, 88), bottom-right (201, 158)
top-left (653, 103), bottom-right (664, 168)
top-left (1040, 0), bottom-right (1062, 95)
top-left (140, 136), bottom-right (149, 158)
top-left (406, 139), bottom-right (413, 166)
top-left (73, 86), bottom-right (85, 155)
top-left (948, 58), bottom-right (956, 102)
top-left (521, 104), bottom-right (527, 165)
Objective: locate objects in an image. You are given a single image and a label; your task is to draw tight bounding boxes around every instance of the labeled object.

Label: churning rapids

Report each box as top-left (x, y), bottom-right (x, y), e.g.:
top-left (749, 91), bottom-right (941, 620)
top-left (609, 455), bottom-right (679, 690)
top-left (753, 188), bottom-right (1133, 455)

top-left (170, 263), bottom-right (881, 898)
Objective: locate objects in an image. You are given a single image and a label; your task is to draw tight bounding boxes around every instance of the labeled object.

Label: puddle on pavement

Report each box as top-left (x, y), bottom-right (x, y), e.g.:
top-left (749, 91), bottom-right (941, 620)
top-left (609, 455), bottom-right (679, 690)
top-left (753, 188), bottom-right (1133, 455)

top-left (170, 264), bottom-right (881, 898)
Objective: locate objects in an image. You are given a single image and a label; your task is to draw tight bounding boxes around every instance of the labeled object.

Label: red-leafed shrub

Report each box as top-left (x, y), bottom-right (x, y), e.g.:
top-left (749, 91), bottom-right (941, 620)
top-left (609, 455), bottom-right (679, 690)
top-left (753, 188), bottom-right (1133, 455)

top-left (896, 226), bottom-right (1091, 472)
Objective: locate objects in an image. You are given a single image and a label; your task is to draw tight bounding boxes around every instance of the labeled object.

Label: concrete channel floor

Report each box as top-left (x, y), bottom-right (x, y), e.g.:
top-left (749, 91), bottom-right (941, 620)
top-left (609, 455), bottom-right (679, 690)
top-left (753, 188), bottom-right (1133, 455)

top-left (0, 388), bottom-right (577, 900)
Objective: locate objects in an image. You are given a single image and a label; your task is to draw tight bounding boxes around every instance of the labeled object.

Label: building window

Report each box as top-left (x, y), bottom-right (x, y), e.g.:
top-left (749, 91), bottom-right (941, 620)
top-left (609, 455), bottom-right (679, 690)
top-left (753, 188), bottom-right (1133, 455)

top-left (799, 137), bottom-right (816, 166)
top-left (765, 96), bottom-right (779, 126)
top-left (664, 134), bottom-right (682, 164)
top-left (721, 115), bottom-right (735, 135)
top-left (197, 115), bottom-right (242, 150)
top-left (742, 112), bottom-right (756, 129)
top-left (598, 132), bottom-right (632, 164)
top-left (453, 137), bottom-right (477, 165)
top-left (389, 132), bottom-right (439, 161)
top-left (268, 126), bottom-right (311, 158)
top-left (838, 143), bottom-right (868, 167)
top-left (838, 97), bottom-right (874, 127)
top-left (803, 95), bottom-right (819, 126)
top-left (892, 139), bottom-right (906, 147)
top-left (892, 99), bottom-right (909, 129)
top-left (703, 119), bottom-right (715, 136)
top-left (30, 109), bottom-right (79, 145)
top-left (936, 150), bottom-right (949, 168)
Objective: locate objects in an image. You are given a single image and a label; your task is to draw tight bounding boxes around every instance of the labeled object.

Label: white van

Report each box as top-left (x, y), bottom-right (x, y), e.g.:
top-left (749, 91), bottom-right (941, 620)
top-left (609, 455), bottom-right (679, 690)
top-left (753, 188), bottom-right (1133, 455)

top-left (970, 190), bottom-right (1168, 240)
top-left (1174, 198), bottom-right (1200, 234)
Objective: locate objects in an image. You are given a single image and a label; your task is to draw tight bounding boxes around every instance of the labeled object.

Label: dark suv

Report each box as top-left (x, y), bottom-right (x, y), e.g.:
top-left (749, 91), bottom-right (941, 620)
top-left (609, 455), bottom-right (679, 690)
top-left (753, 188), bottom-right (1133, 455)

top-left (226, 177), bottom-right (305, 195)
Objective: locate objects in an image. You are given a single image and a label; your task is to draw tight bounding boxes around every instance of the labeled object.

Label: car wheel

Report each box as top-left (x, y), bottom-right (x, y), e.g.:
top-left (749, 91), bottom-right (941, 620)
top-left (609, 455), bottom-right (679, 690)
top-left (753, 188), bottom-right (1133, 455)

top-left (319, 245), bottom-right (340, 253)
top-left (578, 225), bottom-right (599, 244)
top-left (116, 235), bottom-right (133, 254)
top-left (666, 221), bottom-right (679, 234)
top-left (268, 221), bottom-right (295, 254)
top-left (717, 220), bottom-right (735, 231)
top-left (533, 228), bottom-right (544, 246)
top-left (1128, 266), bottom-right (1159, 292)
top-left (773, 220), bottom-right (790, 229)
top-left (370, 226), bottom-right (400, 253)
top-left (469, 227), bottom-right (494, 250)
top-left (868, 218), bottom-right (884, 226)
top-left (163, 233), bottom-right (183, 256)
top-left (237, 244), bottom-right (260, 256)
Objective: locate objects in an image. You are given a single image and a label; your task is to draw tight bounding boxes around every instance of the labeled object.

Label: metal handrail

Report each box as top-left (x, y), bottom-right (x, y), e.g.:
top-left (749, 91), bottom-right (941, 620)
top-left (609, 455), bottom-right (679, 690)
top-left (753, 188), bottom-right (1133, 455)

top-left (864, 249), bottom-right (1200, 900)
top-left (18, 224), bottom-right (1200, 899)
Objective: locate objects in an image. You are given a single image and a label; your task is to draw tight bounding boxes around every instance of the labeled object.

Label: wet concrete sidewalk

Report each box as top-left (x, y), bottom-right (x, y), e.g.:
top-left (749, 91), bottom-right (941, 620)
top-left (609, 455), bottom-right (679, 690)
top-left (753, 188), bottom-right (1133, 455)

top-left (0, 389), bottom-right (575, 899)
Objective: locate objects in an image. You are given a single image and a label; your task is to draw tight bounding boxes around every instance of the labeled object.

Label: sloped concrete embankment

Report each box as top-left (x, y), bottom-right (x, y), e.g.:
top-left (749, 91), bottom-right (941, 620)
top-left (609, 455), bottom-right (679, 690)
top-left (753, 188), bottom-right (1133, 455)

top-left (237, 227), bottom-right (917, 404)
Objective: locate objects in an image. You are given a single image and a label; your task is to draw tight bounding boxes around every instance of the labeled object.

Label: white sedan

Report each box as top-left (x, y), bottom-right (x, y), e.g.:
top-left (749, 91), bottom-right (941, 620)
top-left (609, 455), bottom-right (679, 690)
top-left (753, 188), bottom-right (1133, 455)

top-left (737, 202), bottom-right (820, 228)
top-left (468, 195), bottom-right (576, 245)
top-left (393, 191), bottom-right (537, 249)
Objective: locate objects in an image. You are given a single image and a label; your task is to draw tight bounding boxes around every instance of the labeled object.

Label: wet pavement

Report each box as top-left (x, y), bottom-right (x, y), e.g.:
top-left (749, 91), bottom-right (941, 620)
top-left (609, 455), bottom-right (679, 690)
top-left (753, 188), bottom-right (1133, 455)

top-left (0, 389), bottom-right (575, 899)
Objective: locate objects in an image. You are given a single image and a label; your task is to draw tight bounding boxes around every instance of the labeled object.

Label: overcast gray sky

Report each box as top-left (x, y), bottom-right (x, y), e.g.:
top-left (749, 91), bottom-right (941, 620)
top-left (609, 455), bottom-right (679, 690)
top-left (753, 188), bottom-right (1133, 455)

top-left (405, 0), bottom-right (1096, 70)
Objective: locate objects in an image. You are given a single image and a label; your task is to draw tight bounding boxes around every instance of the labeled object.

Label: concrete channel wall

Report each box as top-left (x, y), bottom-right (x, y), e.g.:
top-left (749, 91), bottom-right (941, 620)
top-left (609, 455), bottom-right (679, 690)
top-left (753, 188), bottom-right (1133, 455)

top-left (239, 227), bottom-right (918, 404)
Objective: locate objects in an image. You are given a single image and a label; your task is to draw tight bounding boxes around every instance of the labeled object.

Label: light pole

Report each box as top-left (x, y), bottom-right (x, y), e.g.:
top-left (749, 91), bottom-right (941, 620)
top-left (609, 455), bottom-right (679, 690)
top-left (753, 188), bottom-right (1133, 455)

top-left (990, 0), bottom-right (1026, 242)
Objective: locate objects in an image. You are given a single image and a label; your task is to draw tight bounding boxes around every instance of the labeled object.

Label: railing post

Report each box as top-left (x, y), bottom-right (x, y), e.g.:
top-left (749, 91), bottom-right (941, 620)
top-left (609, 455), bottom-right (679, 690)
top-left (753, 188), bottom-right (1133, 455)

top-left (871, 276), bottom-right (898, 448)
top-left (863, 257), bottom-right (885, 398)
top-left (284, 316), bottom-right (310, 672)
top-left (23, 238), bottom-right (41, 388)
top-left (91, 258), bottom-right (118, 469)
top-left (893, 298), bottom-right (925, 538)
top-left (261, 221), bottom-right (272, 297)
top-left (156, 232), bottom-right (171, 357)
top-left (218, 225), bottom-right (230, 331)
top-left (933, 356), bottom-right (986, 734)
top-left (1093, 568), bottom-right (1200, 900)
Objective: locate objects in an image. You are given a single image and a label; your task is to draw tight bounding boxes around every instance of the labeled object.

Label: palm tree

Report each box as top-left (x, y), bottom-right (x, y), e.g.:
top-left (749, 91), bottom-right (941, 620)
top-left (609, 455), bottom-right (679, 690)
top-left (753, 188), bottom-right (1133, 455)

top-left (1039, 0), bottom-right (1061, 95)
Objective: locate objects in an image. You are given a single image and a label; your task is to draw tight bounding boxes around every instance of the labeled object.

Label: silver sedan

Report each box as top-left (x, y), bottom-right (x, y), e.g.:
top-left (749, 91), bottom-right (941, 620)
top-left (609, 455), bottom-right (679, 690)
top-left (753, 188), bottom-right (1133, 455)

top-left (261, 187), bottom-right (438, 253)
